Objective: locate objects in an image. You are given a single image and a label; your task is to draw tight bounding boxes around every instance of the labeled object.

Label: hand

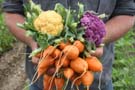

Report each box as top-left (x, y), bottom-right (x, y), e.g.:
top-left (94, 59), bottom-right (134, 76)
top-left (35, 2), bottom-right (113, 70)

top-left (90, 46), bottom-right (104, 58)
top-left (32, 56), bottom-right (39, 64)
top-left (30, 42), bottom-right (39, 64)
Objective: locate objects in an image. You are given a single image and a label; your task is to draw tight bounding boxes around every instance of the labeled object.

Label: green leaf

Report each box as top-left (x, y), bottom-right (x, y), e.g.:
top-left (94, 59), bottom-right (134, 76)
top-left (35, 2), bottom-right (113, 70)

top-left (29, 47), bottom-right (42, 57)
top-left (78, 2), bottom-right (84, 19)
top-left (54, 3), bottom-right (67, 21)
top-left (26, 31), bottom-right (35, 37)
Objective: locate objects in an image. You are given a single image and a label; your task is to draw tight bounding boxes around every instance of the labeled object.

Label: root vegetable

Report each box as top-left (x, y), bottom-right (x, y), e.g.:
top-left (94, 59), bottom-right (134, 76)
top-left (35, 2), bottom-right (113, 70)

top-left (70, 57), bottom-right (88, 73)
top-left (86, 57), bottom-right (103, 72)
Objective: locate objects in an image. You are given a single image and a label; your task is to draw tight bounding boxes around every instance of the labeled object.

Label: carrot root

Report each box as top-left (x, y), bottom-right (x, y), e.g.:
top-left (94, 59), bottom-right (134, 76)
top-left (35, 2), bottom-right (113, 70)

top-left (63, 79), bottom-right (69, 90)
top-left (87, 86), bottom-right (89, 90)
top-left (71, 69), bottom-right (87, 89)
top-left (48, 52), bottom-right (63, 90)
top-left (98, 71), bottom-right (103, 90)
top-left (76, 85), bottom-right (79, 90)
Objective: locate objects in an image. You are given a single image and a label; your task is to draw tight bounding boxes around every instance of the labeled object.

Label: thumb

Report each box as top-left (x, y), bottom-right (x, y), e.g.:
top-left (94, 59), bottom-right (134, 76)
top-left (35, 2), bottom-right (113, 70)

top-left (32, 56), bottom-right (39, 64)
top-left (90, 47), bottom-right (103, 58)
top-left (30, 42), bottom-right (39, 64)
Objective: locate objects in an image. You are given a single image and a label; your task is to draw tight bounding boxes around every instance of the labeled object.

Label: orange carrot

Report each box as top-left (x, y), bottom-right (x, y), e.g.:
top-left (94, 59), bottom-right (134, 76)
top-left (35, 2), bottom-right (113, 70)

top-left (35, 52), bottom-right (42, 58)
top-left (73, 40), bottom-right (84, 53)
top-left (30, 46), bottom-right (56, 86)
top-left (55, 78), bottom-right (65, 90)
top-left (63, 45), bottom-right (79, 60)
top-left (62, 57), bottom-right (70, 67)
top-left (37, 56), bottom-right (54, 79)
top-left (43, 46), bottom-right (56, 57)
top-left (71, 74), bottom-right (82, 87)
top-left (55, 60), bottom-right (59, 68)
top-left (64, 68), bottom-right (74, 79)
top-left (60, 56), bottom-right (70, 67)
top-left (55, 55), bottom-right (70, 68)
top-left (59, 42), bottom-right (67, 50)
top-left (59, 41), bottom-right (71, 50)
top-left (43, 74), bottom-right (54, 90)
top-left (51, 48), bottom-right (61, 59)
top-left (81, 71), bottom-right (94, 90)
top-left (63, 68), bottom-right (74, 90)
top-left (70, 57), bottom-right (88, 89)
top-left (70, 57), bottom-right (88, 73)
top-left (86, 57), bottom-right (103, 72)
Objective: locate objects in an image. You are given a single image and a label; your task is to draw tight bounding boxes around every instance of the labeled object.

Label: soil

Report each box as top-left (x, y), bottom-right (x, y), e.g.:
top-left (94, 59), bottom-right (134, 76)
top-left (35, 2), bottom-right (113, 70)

top-left (0, 42), bottom-right (28, 90)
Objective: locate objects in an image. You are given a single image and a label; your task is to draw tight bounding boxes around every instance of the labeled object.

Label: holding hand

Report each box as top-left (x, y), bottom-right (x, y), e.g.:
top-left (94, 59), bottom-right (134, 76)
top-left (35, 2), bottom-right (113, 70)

top-left (90, 46), bottom-right (104, 58)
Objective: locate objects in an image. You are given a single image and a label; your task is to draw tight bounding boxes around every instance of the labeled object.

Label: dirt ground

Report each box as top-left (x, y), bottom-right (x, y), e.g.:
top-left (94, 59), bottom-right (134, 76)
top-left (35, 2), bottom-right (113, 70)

top-left (0, 42), bottom-right (28, 90)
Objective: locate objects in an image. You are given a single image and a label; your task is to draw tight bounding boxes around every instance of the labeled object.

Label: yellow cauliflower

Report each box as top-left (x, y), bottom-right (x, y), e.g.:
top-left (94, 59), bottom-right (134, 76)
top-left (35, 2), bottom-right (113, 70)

top-left (34, 10), bottom-right (63, 36)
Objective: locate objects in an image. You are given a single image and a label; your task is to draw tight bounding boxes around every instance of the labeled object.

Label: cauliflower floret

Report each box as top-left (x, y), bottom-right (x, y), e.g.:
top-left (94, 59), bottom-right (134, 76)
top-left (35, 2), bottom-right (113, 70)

top-left (34, 10), bottom-right (63, 36)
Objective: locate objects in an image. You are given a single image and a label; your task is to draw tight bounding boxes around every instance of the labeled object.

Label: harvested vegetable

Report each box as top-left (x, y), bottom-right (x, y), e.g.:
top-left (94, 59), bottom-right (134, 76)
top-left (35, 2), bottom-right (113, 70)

top-left (20, 1), bottom-right (106, 90)
top-left (73, 40), bottom-right (84, 53)
top-left (63, 45), bottom-right (79, 60)
top-left (70, 57), bottom-right (88, 73)
top-left (86, 56), bottom-right (103, 72)
top-left (34, 10), bottom-right (63, 36)
top-left (55, 78), bottom-right (65, 90)
top-left (81, 71), bottom-right (94, 90)
top-left (43, 74), bottom-right (54, 90)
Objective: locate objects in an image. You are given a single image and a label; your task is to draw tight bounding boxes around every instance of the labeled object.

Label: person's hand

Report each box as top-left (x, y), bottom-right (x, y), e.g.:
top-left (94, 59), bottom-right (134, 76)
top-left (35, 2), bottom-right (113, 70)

top-left (32, 56), bottom-right (39, 64)
top-left (90, 46), bottom-right (104, 58)
top-left (30, 42), bottom-right (39, 64)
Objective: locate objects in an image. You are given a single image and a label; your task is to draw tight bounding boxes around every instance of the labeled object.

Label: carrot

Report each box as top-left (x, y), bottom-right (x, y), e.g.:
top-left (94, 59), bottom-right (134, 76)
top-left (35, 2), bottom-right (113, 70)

top-left (43, 74), bottom-right (54, 90)
top-left (60, 56), bottom-right (70, 67)
top-left (59, 41), bottom-right (71, 50)
top-left (64, 68), bottom-right (74, 79)
top-left (59, 42), bottom-right (67, 50)
top-left (51, 48), bottom-right (61, 59)
top-left (86, 57), bottom-right (103, 72)
top-left (55, 60), bottom-right (59, 68)
top-left (75, 78), bottom-right (81, 86)
top-left (48, 52), bottom-right (63, 90)
top-left (43, 46), bottom-right (56, 57)
top-left (37, 56), bottom-right (54, 79)
top-left (35, 52), bottom-right (42, 58)
top-left (63, 68), bottom-right (74, 90)
top-left (70, 57), bottom-right (88, 73)
top-left (55, 55), bottom-right (70, 68)
top-left (63, 45), bottom-right (79, 60)
top-left (55, 78), bottom-right (65, 90)
top-left (81, 71), bottom-right (94, 90)
top-left (62, 57), bottom-right (70, 67)
top-left (70, 58), bottom-right (88, 89)
top-left (73, 40), bottom-right (84, 53)
top-left (30, 46), bottom-right (56, 86)
top-left (71, 74), bottom-right (81, 86)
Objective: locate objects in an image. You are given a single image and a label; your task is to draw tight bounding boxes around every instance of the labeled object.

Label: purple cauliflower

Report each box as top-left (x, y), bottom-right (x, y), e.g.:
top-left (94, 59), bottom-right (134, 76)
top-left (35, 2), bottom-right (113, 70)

top-left (80, 11), bottom-right (106, 46)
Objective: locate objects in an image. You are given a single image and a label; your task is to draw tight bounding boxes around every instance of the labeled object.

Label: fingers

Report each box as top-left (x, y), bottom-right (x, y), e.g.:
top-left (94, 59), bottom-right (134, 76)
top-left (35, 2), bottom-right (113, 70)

top-left (31, 42), bottom-right (39, 64)
top-left (90, 47), bottom-right (103, 58)
top-left (32, 56), bottom-right (39, 64)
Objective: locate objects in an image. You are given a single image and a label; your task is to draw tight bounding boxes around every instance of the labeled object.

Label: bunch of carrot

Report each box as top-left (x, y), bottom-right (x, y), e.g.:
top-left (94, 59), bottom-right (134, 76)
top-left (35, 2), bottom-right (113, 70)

top-left (33, 40), bottom-right (103, 90)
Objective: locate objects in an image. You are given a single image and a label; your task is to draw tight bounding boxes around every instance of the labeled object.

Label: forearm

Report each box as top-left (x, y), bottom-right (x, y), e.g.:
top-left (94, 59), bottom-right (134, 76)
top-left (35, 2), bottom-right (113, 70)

top-left (4, 13), bottom-right (37, 50)
top-left (103, 15), bottom-right (135, 44)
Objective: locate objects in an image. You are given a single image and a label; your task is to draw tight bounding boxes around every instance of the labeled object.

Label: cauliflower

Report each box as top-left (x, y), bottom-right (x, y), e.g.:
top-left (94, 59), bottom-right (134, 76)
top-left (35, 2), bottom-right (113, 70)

top-left (34, 10), bottom-right (63, 36)
top-left (80, 11), bottom-right (106, 46)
